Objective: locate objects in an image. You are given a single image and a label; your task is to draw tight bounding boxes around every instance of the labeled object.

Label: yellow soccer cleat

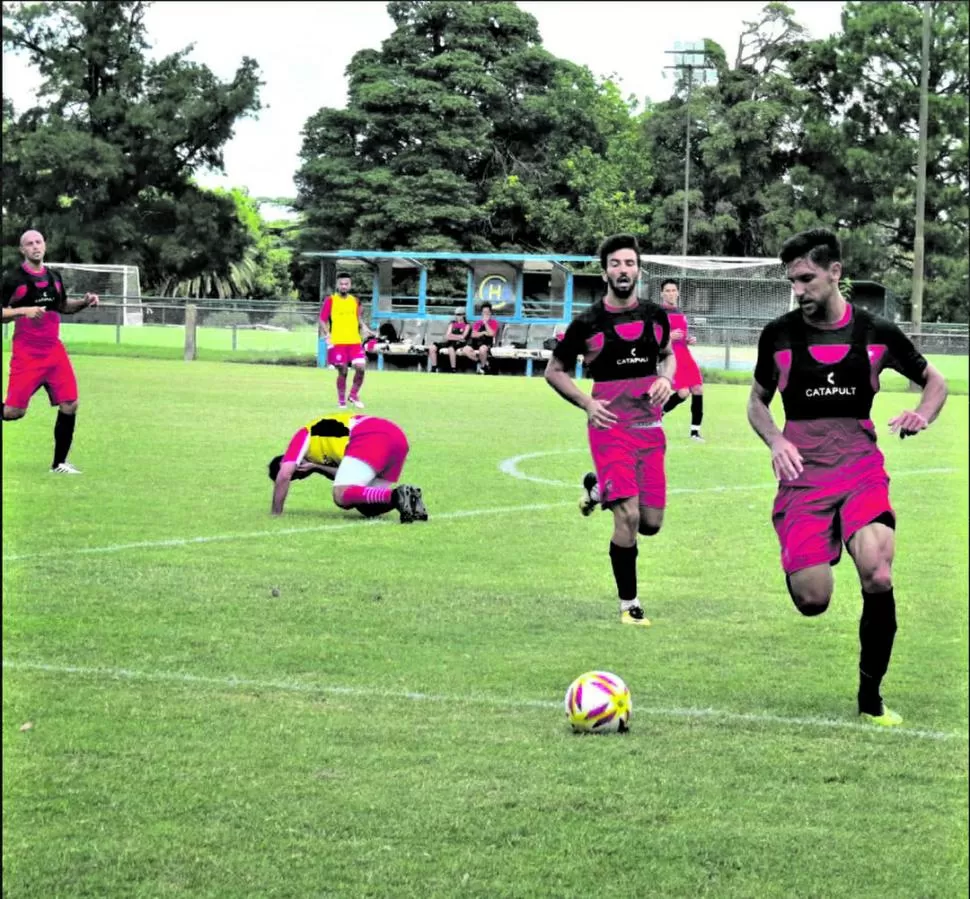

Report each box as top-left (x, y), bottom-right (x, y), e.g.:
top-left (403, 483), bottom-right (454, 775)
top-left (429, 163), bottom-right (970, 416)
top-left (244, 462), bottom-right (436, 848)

top-left (620, 606), bottom-right (652, 627)
top-left (859, 706), bottom-right (903, 727)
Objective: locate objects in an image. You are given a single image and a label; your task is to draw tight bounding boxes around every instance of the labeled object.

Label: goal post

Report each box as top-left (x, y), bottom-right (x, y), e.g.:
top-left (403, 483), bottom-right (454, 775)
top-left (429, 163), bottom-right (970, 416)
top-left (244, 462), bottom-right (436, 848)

top-left (48, 263), bottom-right (144, 325)
top-left (638, 255), bottom-right (791, 326)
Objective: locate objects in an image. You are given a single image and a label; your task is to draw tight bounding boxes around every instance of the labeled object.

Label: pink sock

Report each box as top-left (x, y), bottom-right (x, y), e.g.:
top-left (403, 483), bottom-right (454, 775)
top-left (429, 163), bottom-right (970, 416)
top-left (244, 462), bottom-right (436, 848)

top-left (336, 372), bottom-right (347, 402)
top-left (340, 485), bottom-right (392, 506)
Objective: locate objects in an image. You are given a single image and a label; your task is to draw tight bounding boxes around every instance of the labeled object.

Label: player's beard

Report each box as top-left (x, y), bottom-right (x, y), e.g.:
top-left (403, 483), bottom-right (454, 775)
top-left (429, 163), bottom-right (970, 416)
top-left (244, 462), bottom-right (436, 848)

top-left (608, 275), bottom-right (636, 301)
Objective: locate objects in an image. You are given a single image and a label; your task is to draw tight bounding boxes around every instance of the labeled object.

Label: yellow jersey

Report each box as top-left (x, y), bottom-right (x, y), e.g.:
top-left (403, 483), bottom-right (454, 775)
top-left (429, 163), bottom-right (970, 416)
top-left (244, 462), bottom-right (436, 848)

top-left (321, 293), bottom-right (362, 345)
top-left (302, 412), bottom-right (358, 465)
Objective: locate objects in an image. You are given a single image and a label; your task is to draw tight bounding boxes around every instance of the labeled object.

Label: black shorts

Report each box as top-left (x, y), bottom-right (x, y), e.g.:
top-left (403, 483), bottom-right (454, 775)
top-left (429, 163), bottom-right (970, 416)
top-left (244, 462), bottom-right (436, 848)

top-left (434, 340), bottom-right (465, 351)
top-left (470, 335), bottom-right (494, 350)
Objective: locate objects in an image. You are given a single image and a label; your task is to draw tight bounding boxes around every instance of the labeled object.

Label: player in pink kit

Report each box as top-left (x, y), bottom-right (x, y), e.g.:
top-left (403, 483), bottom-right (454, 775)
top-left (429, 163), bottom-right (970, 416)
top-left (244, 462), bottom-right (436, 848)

top-left (2, 230), bottom-right (99, 473)
top-left (545, 234), bottom-right (675, 627)
top-left (659, 279), bottom-right (705, 441)
top-left (748, 228), bottom-right (947, 726)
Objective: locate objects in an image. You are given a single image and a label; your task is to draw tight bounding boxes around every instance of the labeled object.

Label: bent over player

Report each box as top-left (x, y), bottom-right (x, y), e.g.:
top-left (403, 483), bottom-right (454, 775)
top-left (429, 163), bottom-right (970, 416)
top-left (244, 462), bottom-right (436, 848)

top-left (545, 234), bottom-right (675, 627)
top-left (748, 228), bottom-right (947, 726)
top-left (269, 411), bottom-right (428, 523)
top-left (2, 229), bottom-right (99, 473)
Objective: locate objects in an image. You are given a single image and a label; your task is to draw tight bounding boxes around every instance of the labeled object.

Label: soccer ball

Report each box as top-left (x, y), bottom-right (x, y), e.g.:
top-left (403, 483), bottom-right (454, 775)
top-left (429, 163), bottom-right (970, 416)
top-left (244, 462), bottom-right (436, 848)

top-left (564, 671), bottom-right (631, 733)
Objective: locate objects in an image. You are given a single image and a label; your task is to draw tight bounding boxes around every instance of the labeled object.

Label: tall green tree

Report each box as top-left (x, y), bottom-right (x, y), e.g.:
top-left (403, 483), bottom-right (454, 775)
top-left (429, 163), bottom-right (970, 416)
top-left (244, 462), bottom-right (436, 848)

top-left (2, 0), bottom-right (262, 292)
top-left (789, 0), bottom-right (969, 321)
top-left (294, 0), bottom-right (650, 283)
top-left (156, 188), bottom-right (297, 299)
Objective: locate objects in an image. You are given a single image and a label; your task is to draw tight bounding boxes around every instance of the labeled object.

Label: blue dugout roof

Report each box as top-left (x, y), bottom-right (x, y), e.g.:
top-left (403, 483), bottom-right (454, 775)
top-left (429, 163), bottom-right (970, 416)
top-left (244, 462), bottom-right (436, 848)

top-left (302, 250), bottom-right (600, 271)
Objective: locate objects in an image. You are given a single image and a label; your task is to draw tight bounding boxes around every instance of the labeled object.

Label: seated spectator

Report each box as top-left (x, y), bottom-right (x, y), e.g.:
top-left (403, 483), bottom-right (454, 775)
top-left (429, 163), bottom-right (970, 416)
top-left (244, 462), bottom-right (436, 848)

top-left (428, 307), bottom-right (471, 372)
top-left (459, 302), bottom-right (500, 374)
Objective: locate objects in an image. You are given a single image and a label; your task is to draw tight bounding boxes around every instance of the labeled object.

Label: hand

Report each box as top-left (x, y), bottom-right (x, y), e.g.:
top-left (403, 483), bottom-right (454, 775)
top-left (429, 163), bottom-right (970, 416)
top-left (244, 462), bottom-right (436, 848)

top-left (669, 328), bottom-right (685, 342)
top-left (686, 335), bottom-right (697, 345)
top-left (889, 410), bottom-right (928, 439)
top-left (23, 306), bottom-right (45, 320)
top-left (769, 436), bottom-right (804, 481)
top-left (84, 292), bottom-right (99, 308)
top-left (585, 397), bottom-right (618, 429)
top-left (647, 375), bottom-right (673, 407)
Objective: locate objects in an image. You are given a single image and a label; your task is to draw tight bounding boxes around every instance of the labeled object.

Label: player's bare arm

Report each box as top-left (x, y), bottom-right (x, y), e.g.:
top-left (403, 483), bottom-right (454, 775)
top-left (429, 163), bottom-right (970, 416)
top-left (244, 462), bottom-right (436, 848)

top-left (544, 354), bottom-right (617, 429)
top-left (2, 305), bottom-right (44, 320)
top-left (647, 346), bottom-right (676, 406)
top-left (747, 380), bottom-right (804, 480)
top-left (297, 461), bottom-right (338, 480)
top-left (60, 293), bottom-right (99, 315)
top-left (888, 362), bottom-right (947, 438)
top-left (271, 461), bottom-right (298, 515)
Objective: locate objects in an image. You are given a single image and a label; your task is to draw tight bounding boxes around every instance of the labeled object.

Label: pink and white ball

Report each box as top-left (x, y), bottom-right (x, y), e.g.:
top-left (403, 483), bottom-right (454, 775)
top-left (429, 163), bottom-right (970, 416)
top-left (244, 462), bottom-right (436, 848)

top-left (564, 671), bottom-right (631, 733)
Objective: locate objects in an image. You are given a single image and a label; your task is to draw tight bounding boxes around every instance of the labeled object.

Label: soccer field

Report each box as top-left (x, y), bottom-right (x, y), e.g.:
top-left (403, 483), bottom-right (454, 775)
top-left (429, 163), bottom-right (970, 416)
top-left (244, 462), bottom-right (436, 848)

top-left (3, 357), bottom-right (968, 899)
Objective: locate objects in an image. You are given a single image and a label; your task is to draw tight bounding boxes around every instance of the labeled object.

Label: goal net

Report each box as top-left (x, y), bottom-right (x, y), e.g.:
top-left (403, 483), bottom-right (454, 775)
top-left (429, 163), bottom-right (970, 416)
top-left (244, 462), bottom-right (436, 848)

top-left (639, 256), bottom-right (791, 328)
top-left (48, 263), bottom-right (144, 325)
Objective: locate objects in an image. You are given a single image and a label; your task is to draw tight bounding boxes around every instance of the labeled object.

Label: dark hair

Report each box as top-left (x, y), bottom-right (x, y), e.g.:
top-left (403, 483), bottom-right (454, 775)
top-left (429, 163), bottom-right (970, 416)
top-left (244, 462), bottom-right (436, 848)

top-left (598, 233), bottom-right (641, 270)
top-left (268, 455), bottom-right (283, 482)
top-left (268, 455), bottom-right (312, 482)
top-left (779, 228), bottom-right (842, 268)
top-left (660, 278), bottom-right (679, 290)
top-left (336, 271), bottom-right (352, 280)
top-left (481, 302), bottom-right (492, 312)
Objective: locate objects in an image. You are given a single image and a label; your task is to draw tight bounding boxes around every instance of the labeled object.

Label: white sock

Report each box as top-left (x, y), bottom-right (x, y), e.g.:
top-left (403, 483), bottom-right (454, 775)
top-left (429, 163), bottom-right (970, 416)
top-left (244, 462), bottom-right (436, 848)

top-left (589, 484), bottom-right (601, 503)
top-left (620, 598), bottom-right (641, 612)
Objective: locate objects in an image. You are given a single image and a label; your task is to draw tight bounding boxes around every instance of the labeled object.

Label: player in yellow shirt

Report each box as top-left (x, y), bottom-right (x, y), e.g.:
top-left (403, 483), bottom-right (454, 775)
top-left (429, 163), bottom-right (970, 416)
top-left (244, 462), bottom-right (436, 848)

top-left (268, 411), bottom-right (428, 523)
top-left (319, 272), bottom-right (377, 408)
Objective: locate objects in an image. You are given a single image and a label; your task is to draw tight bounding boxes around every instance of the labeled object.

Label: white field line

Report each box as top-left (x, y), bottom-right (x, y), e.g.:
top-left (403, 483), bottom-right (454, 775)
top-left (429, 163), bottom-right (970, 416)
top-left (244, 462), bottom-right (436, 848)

top-left (2, 462), bottom-right (962, 563)
top-left (4, 659), bottom-right (965, 743)
top-left (1, 502), bottom-right (572, 562)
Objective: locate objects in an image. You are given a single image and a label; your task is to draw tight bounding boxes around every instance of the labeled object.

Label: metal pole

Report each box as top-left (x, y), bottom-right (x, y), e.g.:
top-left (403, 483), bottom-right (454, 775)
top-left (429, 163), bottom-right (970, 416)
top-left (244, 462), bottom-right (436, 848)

top-left (682, 69), bottom-right (693, 259)
top-left (911, 0), bottom-right (932, 336)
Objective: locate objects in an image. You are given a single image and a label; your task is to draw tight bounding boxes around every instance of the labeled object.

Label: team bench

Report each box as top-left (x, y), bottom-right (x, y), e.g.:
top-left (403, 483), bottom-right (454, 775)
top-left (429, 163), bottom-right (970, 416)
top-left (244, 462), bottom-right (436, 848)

top-left (365, 319), bottom-right (574, 376)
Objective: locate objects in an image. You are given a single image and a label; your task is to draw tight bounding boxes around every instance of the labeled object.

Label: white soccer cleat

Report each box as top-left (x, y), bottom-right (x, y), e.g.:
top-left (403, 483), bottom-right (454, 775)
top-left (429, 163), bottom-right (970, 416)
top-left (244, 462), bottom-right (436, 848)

top-left (50, 462), bottom-right (81, 474)
top-left (348, 398), bottom-right (365, 409)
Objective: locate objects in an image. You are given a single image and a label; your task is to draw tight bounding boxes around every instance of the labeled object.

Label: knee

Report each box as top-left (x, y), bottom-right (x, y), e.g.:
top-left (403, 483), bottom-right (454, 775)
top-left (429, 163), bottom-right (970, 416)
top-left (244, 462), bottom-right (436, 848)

top-left (786, 575), bottom-right (832, 616)
top-left (677, 388), bottom-right (689, 399)
top-left (860, 564), bottom-right (893, 594)
top-left (60, 400), bottom-right (78, 415)
top-left (612, 506), bottom-right (639, 539)
top-left (332, 486), bottom-right (351, 508)
top-left (3, 406), bottom-right (26, 421)
top-left (638, 523), bottom-right (661, 537)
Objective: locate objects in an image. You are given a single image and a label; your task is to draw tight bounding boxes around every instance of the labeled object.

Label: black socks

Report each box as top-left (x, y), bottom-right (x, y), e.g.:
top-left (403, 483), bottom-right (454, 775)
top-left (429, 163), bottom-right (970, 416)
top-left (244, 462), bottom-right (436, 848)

top-left (609, 541), bottom-right (638, 602)
top-left (52, 411), bottom-right (76, 468)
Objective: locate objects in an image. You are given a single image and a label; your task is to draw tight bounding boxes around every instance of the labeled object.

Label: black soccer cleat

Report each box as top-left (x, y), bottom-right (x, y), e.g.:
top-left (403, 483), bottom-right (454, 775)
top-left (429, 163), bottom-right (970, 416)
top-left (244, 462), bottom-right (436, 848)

top-left (579, 471), bottom-right (599, 517)
top-left (393, 484), bottom-right (428, 524)
top-left (410, 486), bottom-right (429, 522)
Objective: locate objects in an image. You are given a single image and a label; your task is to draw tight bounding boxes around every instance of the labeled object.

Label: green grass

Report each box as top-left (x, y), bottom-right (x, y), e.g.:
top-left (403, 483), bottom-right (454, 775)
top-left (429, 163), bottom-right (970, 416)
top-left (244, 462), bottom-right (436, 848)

top-left (3, 359), bottom-right (968, 898)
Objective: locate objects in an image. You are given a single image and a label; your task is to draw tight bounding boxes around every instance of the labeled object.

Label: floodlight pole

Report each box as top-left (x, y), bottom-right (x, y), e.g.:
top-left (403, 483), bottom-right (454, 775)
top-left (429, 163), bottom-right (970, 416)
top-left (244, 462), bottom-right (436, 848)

top-left (665, 45), bottom-right (716, 259)
top-left (911, 0), bottom-right (932, 336)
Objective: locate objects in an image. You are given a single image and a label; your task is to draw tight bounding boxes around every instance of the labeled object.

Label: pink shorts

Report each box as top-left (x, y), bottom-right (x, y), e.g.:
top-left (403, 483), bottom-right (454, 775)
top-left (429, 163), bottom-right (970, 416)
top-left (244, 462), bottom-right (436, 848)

top-left (347, 417), bottom-right (410, 483)
top-left (672, 344), bottom-right (703, 391)
top-left (588, 422), bottom-right (666, 509)
top-left (328, 343), bottom-right (365, 366)
top-left (772, 470), bottom-right (894, 574)
top-left (5, 342), bottom-right (78, 409)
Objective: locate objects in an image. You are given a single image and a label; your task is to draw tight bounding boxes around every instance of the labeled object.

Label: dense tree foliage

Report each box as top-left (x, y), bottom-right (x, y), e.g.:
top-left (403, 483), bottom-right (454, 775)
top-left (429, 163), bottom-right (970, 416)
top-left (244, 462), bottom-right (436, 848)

top-left (1, 0), bottom-right (262, 292)
top-left (295, 0), bottom-right (967, 321)
top-left (3, 1), bottom-right (966, 320)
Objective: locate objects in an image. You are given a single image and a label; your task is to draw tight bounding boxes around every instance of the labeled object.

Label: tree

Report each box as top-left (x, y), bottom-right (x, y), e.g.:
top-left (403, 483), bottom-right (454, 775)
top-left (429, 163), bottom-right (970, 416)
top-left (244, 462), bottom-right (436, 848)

top-left (155, 188), bottom-right (297, 299)
top-left (2, 0), bottom-right (262, 292)
top-left (789, 0), bottom-right (969, 321)
top-left (294, 0), bottom-right (651, 280)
